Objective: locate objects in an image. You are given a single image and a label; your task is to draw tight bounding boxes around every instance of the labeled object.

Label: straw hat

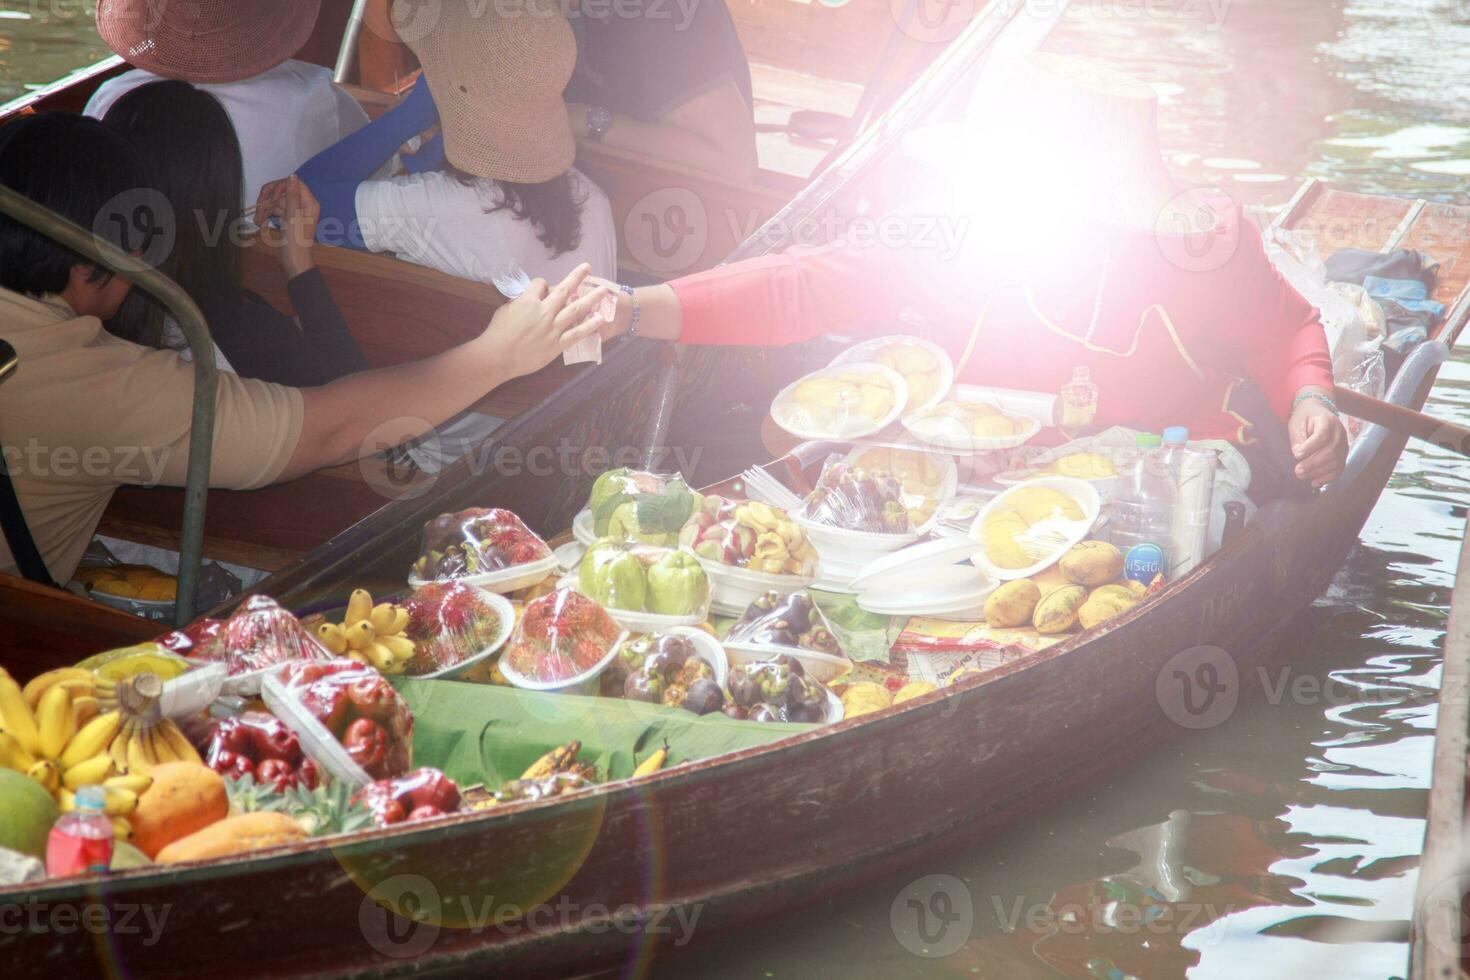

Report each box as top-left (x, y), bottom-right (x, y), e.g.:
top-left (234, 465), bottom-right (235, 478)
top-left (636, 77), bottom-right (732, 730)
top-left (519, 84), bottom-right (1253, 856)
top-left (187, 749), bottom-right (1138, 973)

top-left (404, 0), bottom-right (577, 184)
top-left (96, 0), bottom-right (322, 85)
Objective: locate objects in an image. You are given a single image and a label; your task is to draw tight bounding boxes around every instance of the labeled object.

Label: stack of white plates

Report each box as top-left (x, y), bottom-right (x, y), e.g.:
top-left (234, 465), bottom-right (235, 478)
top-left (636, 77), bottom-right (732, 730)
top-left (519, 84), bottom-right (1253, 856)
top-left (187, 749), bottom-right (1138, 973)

top-left (854, 537), bottom-right (995, 621)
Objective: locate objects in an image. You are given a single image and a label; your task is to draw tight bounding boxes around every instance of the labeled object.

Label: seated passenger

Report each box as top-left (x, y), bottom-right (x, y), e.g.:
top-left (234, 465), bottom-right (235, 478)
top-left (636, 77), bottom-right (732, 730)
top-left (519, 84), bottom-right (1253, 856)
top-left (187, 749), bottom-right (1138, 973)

top-left (594, 57), bottom-right (1350, 492)
top-left (285, 0), bottom-right (615, 286)
top-left (0, 113), bottom-right (606, 584)
top-left (359, 0), bottom-right (757, 182)
top-left (101, 80), bottom-right (368, 386)
top-left (84, 0), bottom-right (369, 207)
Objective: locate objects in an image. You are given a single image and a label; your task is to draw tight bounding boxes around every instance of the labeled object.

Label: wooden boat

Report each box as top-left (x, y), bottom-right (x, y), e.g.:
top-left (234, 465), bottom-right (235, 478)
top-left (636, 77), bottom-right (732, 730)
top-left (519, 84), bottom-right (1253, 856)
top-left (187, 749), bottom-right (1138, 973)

top-left (0, 0), bottom-right (993, 636)
top-left (3, 176), bottom-right (1467, 976)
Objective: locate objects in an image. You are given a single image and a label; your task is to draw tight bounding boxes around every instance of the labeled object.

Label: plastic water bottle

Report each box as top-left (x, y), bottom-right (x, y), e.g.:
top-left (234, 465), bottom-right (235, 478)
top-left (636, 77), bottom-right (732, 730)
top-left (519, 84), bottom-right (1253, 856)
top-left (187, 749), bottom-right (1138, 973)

top-left (46, 785), bottom-right (113, 877)
top-left (1159, 426), bottom-right (1217, 578)
top-left (1108, 433), bottom-right (1174, 584)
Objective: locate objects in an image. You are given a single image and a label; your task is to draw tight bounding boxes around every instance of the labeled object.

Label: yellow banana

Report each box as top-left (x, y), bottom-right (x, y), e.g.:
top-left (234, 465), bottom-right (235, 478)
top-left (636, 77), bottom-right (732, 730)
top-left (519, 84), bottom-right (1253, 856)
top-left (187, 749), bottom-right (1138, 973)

top-left (125, 726), bottom-right (152, 775)
top-left (345, 588), bottom-right (373, 626)
top-left (62, 754), bottom-right (115, 791)
top-left (71, 695), bottom-right (101, 726)
top-left (0, 730), bottom-right (38, 772)
top-left (103, 787), bottom-right (138, 817)
top-left (379, 634), bottom-right (417, 660)
top-left (36, 684), bottom-right (77, 760)
top-left (148, 724), bottom-right (179, 765)
top-left (104, 772), bottom-right (153, 795)
top-left (59, 709), bottom-right (124, 771)
top-left (23, 667), bottom-right (92, 708)
top-left (27, 759), bottom-right (59, 793)
top-left (156, 720), bottom-right (202, 765)
top-left (363, 642), bottom-right (395, 672)
top-left (345, 620), bottom-right (375, 652)
top-left (633, 742), bottom-right (669, 778)
top-left (388, 607), bottom-right (410, 635)
top-left (59, 787), bottom-right (76, 812)
top-left (369, 602), bottom-right (396, 634)
top-left (111, 817), bottom-right (132, 842)
top-left (316, 622), bottom-right (348, 655)
top-left (108, 730), bottom-right (130, 773)
top-left (521, 741), bottom-right (580, 780)
top-left (0, 667), bottom-right (40, 755)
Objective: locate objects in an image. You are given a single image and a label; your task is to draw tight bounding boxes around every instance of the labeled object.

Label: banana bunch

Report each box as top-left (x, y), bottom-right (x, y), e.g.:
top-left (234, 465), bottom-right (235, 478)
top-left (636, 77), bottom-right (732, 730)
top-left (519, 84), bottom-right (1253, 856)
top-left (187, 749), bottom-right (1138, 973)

top-left (316, 589), bottom-right (416, 675)
top-left (2, 666), bottom-right (201, 841)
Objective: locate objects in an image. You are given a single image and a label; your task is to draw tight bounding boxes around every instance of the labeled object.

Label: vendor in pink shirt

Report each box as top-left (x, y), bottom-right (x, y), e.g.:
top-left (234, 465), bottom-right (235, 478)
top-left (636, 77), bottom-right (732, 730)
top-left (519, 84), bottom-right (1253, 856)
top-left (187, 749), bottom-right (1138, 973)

top-left (595, 56), bottom-right (1349, 493)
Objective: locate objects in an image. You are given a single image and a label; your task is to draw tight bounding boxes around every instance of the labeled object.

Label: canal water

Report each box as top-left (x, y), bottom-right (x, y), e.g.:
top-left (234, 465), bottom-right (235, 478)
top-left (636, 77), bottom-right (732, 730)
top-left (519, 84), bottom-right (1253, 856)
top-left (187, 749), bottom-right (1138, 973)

top-left (4, 1), bottom-right (1467, 977)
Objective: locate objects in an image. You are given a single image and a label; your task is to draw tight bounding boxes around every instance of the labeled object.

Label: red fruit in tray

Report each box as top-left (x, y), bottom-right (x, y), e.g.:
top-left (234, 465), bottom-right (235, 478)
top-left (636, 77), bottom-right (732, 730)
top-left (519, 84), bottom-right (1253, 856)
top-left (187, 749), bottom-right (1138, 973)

top-left (346, 675), bottom-right (397, 722)
top-left (353, 784), bottom-right (407, 826)
top-left (343, 717), bottom-right (390, 775)
top-left (256, 758), bottom-right (296, 791)
top-left (296, 758), bottom-right (320, 791)
top-left (201, 596), bottom-right (331, 677)
top-left (400, 768), bottom-right (462, 812)
top-left (248, 716), bottom-right (303, 765)
top-left (214, 718), bottom-right (256, 757)
top-left (220, 751), bottom-right (255, 780)
top-left (299, 681), bottom-right (351, 732)
top-left (407, 805), bottom-right (444, 822)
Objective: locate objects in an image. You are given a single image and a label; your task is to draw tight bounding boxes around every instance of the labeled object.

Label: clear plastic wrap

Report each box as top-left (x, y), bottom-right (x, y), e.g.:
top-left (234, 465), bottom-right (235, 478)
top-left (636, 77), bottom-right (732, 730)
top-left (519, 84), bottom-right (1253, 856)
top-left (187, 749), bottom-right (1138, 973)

top-left (156, 618), bottom-right (224, 655)
top-left (268, 659), bottom-right (414, 781)
top-left (195, 595), bottom-right (332, 677)
top-left (770, 363), bottom-right (909, 440)
top-left (601, 631), bottom-right (727, 714)
top-left (800, 459), bottom-right (914, 534)
top-left (575, 539), bottom-right (712, 618)
top-left (585, 468), bottom-right (700, 546)
top-left (679, 497), bottom-right (818, 576)
top-left (203, 710), bottom-right (319, 791)
top-left (353, 768), bottom-right (462, 826)
top-left (976, 482), bottom-right (1095, 574)
top-left (829, 335), bottom-right (954, 414)
top-left (727, 591), bottom-right (846, 657)
top-left (501, 589), bottom-right (624, 687)
top-left (846, 445), bottom-right (957, 528)
top-left (400, 582), bottom-right (514, 676)
top-left (409, 508), bottom-right (553, 583)
top-left (723, 655), bottom-right (838, 724)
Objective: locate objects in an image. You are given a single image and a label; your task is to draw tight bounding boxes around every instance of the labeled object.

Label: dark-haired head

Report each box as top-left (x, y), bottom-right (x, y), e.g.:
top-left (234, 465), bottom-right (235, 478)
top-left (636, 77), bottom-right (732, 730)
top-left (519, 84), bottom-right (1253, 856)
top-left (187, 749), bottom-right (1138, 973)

top-left (0, 112), bottom-right (148, 308)
top-left (102, 80), bottom-right (246, 333)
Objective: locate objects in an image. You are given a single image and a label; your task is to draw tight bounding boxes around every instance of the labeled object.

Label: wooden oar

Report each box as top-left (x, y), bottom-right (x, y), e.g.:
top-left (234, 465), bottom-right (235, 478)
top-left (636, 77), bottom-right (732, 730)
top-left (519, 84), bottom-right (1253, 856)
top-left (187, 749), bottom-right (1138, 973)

top-left (1333, 385), bottom-right (1470, 457)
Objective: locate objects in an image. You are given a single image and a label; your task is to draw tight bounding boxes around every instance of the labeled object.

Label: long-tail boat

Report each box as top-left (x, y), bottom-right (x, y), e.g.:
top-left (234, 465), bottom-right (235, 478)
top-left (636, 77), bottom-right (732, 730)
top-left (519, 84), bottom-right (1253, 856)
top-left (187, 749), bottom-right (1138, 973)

top-left (3, 3), bottom-right (1469, 977)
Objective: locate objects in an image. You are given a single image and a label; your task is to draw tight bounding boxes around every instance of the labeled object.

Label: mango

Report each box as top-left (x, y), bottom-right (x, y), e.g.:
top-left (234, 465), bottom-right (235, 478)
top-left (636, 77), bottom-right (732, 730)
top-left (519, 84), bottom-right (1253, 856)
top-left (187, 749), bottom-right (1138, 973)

top-left (893, 681), bottom-right (939, 704)
top-left (1078, 587), bottom-right (1138, 630)
top-left (985, 579), bottom-right (1042, 628)
top-left (1059, 541), bottom-right (1124, 587)
top-left (1033, 584), bottom-right (1088, 634)
top-left (1029, 564), bottom-right (1072, 596)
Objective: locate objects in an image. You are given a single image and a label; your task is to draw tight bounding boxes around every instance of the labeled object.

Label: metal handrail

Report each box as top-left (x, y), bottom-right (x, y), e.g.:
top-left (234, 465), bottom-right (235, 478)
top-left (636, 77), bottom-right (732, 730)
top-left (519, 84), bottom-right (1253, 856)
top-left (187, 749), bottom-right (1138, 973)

top-left (0, 185), bottom-right (216, 625)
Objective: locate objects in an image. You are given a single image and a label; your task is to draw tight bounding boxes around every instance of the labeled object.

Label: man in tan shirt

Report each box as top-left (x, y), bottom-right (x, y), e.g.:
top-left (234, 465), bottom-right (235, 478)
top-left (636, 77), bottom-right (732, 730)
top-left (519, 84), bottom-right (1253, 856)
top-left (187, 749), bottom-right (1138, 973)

top-left (0, 113), bottom-right (607, 582)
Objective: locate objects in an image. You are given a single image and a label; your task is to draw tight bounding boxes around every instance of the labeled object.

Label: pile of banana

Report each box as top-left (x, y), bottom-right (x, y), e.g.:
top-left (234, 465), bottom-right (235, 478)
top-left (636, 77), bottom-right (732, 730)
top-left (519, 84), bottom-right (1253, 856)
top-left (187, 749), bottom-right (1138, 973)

top-left (1, 666), bottom-right (201, 841)
top-left (315, 589), bottom-right (416, 675)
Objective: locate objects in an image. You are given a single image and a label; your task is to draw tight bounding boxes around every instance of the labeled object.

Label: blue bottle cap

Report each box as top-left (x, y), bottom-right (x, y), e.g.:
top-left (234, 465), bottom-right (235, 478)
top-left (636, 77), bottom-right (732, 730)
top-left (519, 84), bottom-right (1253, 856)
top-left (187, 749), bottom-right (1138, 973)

top-left (1162, 426), bottom-right (1189, 445)
top-left (75, 785), bottom-right (107, 812)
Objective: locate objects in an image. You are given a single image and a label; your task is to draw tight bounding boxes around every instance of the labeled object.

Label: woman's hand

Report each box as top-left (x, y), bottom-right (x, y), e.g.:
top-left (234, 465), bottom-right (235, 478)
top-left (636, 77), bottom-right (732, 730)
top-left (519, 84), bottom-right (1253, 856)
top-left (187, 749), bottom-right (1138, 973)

top-left (1289, 388), bottom-right (1349, 488)
top-left (254, 175), bottom-right (321, 280)
top-left (482, 264), bottom-right (612, 379)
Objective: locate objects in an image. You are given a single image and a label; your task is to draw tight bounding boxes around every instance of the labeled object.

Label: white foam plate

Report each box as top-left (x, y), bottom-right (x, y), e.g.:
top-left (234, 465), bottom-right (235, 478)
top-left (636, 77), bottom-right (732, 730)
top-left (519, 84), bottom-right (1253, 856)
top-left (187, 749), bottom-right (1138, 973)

top-left (902, 404), bottom-right (1042, 454)
top-left (557, 572), bottom-right (708, 631)
top-left (969, 476), bottom-right (1101, 581)
top-left (828, 335), bottom-right (955, 417)
top-left (771, 362), bottom-right (909, 442)
top-left (849, 536), bottom-right (987, 592)
top-left (723, 640), bottom-right (852, 685)
top-left (857, 565), bottom-right (996, 616)
top-left (695, 555), bottom-right (816, 617)
top-left (796, 515), bottom-right (919, 562)
top-left (572, 509), bottom-right (597, 547)
top-left (499, 630), bottom-right (630, 696)
top-left (554, 541), bottom-right (587, 572)
top-left (407, 553), bottom-right (560, 595)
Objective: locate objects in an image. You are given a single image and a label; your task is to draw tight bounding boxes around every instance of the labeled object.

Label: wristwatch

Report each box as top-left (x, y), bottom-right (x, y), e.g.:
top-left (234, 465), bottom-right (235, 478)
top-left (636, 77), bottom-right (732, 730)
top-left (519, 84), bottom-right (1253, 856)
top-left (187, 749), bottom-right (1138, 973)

top-left (585, 105), bottom-right (613, 142)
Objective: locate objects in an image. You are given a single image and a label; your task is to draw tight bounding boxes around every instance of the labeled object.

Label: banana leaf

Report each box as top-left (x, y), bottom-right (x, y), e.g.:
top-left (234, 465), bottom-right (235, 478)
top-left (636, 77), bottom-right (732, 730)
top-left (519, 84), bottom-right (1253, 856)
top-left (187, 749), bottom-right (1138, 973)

top-left (393, 677), bottom-right (811, 789)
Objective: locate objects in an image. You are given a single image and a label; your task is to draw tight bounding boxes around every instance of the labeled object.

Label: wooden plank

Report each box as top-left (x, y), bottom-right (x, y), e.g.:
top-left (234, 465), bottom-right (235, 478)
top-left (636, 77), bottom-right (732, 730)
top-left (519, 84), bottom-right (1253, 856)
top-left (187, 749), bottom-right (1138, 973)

top-left (0, 574), bottom-right (158, 679)
top-left (1411, 509), bottom-right (1470, 980)
top-left (1284, 187), bottom-right (1415, 255)
top-left (1404, 201), bottom-right (1470, 310)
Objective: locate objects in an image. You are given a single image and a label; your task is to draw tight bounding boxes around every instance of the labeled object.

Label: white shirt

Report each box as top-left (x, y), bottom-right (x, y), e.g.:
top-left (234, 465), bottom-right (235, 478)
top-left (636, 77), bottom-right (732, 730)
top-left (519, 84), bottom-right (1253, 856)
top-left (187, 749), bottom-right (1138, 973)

top-left (354, 168), bottom-right (617, 285)
top-left (84, 60), bottom-right (370, 208)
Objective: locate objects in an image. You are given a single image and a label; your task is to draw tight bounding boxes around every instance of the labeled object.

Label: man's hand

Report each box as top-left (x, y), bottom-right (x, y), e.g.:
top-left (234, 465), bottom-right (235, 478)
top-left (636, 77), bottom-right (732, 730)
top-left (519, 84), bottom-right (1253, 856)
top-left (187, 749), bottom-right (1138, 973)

top-left (254, 175), bottom-right (321, 280)
top-left (1289, 388), bottom-right (1348, 488)
top-left (483, 264), bottom-right (611, 379)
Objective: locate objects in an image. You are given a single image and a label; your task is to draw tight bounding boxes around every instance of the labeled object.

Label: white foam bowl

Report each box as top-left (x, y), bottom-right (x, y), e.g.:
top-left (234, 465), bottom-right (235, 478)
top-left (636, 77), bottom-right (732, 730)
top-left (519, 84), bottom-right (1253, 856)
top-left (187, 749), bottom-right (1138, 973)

top-left (797, 515), bottom-right (919, 565)
top-left (771, 362), bottom-right (909, 442)
top-left (968, 476), bottom-right (1101, 581)
top-left (723, 640), bottom-right (852, 684)
top-left (408, 553), bottom-right (560, 595)
top-left (618, 626), bottom-right (729, 690)
top-left (411, 587), bottom-right (517, 680)
top-left (556, 571), bottom-right (709, 632)
top-left (829, 335), bottom-right (955, 418)
top-left (694, 555), bottom-right (816, 617)
top-left (499, 629), bottom-right (630, 697)
top-left (572, 509), bottom-right (597, 547)
top-left (857, 564), bottom-right (996, 617)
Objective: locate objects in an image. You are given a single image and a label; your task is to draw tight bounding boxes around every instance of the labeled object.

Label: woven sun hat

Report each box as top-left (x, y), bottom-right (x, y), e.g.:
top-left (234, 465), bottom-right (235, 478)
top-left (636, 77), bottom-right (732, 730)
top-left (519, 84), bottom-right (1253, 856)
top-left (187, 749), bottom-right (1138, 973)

top-left (403, 0), bottom-right (577, 184)
top-left (96, 0), bottom-right (322, 85)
